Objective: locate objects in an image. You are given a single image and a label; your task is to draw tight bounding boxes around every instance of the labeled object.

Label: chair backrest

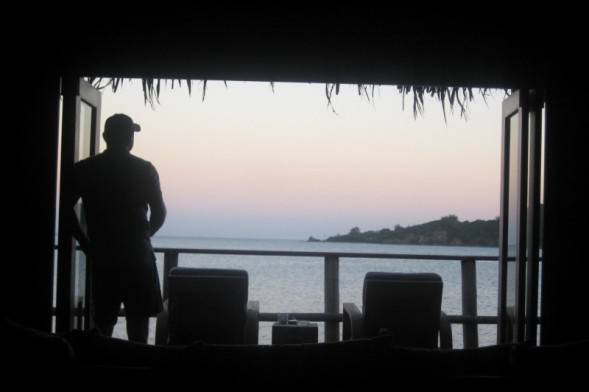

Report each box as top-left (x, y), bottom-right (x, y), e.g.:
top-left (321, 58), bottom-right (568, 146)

top-left (168, 267), bottom-right (249, 345)
top-left (362, 272), bottom-right (443, 348)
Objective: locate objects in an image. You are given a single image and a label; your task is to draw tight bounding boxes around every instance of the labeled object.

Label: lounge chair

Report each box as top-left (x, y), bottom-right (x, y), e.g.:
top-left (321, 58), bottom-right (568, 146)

top-left (343, 272), bottom-right (452, 349)
top-left (156, 267), bottom-right (259, 345)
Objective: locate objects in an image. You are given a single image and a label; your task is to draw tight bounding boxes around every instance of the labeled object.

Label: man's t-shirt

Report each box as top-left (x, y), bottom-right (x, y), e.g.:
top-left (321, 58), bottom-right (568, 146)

top-left (73, 149), bottom-right (162, 269)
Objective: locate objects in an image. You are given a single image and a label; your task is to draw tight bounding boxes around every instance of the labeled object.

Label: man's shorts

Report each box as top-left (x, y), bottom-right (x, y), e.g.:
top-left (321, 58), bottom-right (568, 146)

top-left (91, 255), bottom-right (163, 326)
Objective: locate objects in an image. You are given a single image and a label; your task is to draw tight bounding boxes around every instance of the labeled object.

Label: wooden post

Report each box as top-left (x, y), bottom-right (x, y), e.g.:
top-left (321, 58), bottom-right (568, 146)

top-left (162, 251), bottom-right (179, 301)
top-left (324, 255), bottom-right (340, 342)
top-left (461, 257), bottom-right (478, 348)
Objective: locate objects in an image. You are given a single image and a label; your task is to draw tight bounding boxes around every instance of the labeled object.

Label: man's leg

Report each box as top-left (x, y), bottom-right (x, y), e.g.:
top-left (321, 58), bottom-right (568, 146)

top-left (92, 269), bottom-right (120, 338)
top-left (125, 261), bottom-right (161, 344)
top-left (126, 316), bottom-right (149, 343)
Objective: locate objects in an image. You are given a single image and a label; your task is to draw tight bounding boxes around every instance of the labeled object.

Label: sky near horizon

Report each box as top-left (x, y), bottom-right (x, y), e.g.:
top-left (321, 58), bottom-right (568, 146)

top-left (99, 80), bottom-right (503, 240)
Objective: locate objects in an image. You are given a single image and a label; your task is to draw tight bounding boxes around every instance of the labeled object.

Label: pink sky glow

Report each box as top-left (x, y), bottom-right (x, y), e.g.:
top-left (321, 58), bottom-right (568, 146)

top-left (99, 80), bottom-right (503, 240)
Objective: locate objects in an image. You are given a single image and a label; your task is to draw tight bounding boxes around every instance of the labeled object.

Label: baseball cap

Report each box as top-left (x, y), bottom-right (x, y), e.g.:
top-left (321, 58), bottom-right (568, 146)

top-left (104, 113), bottom-right (141, 136)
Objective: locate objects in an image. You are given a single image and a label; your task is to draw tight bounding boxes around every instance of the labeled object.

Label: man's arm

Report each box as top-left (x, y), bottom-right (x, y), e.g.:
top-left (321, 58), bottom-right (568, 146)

top-left (147, 164), bottom-right (167, 237)
top-left (70, 206), bottom-right (91, 254)
top-left (69, 167), bottom-right (92, 256)
top-left (149, 193), bottom-right (166, 237)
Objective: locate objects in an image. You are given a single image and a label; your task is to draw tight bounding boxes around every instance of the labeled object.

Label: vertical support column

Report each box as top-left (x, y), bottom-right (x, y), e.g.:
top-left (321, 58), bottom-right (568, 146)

top-left (461, 257), bottom-right (478, 348)
top-left (514, 95), bottom-right (530, 344)
top-left (525, 90), bottom-right (542, 345)
top-left (324, 255), bottom-right (340, 342)
top-left (56, 76), bottom-right (80, 333)
top-left (162, 251), bottom-right (179, 301)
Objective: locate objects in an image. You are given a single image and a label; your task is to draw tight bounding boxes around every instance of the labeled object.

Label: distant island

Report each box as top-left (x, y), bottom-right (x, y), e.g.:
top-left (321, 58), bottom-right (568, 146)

top-left (311, 215), bottom-right (500, 247)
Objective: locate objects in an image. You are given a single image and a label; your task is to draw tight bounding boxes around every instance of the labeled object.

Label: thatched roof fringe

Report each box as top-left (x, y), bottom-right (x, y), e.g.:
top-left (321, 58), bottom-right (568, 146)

top-left (88, 78), bottom-right (505, 120)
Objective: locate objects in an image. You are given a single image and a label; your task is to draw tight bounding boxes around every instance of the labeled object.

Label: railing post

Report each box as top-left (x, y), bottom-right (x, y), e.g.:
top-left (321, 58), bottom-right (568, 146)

top-left (162, 251), bottom-right (179, 301)
top-left (461, 257), bottom-right (479, 348)
top-left (324, 255), bottom-right (340, 342)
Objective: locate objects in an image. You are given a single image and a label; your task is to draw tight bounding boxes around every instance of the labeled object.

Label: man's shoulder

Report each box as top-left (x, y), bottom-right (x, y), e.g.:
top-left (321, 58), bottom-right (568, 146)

top-left (74, 152), bottom-right (153, 169)
top-left (128, 154), bottom-right (157, 173)
top-left (73, 153), bottom-right (104, 171)
top-left (128, 153), bottom-right (153, 166)
top-left (73, 152), bottom-right (158, 184)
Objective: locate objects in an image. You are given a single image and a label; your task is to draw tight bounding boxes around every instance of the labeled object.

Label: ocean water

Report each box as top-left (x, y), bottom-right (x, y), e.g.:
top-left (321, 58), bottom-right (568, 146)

top-left (111, 236), bottom-right (500, 348)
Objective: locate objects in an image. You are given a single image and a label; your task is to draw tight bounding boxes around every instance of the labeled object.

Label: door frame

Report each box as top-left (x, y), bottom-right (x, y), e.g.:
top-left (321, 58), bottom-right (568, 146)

top-left (497, 89), bottom-right (543, 344)
top-left (55, 76), bottom-right (101, 333)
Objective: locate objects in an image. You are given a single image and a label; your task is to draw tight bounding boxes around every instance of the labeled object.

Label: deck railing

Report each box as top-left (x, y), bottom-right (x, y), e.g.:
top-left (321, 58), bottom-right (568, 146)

top-left (153, 247), bottom-right (507, 348)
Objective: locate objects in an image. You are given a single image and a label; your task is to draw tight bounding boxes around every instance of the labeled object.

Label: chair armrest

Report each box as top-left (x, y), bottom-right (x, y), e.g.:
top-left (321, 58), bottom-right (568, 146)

top-left (245, 301), bottom-right (259, 344)
top-left (343, 303), bottom-right (364, 340)
top-left (155, 299), bottom-right (169, 346)
top-left (439, 311), bottom-right (453, 349)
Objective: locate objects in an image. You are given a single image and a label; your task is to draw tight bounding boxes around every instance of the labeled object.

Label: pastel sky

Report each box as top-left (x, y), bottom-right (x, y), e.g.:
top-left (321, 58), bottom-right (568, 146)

top-left (99, 80), bottom-right (503, 240)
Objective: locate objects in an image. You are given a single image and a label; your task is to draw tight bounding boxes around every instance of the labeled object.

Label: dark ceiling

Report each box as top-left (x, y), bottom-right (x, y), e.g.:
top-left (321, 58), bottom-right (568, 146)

top-left (13, 6), bottom-right (583, 87)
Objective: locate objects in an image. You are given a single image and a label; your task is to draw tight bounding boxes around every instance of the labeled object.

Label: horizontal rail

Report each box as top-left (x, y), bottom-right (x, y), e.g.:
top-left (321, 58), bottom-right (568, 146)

top-left (63, 244), bottom-right (524, 262)
top-left (152, 247), bottom-right (506, 261)
top-left (258, 313), bottom-right (501, 325)
top-left (260, 312), bottom-right (342, 322)
top-left (54, 308), bottom-right (505, 326)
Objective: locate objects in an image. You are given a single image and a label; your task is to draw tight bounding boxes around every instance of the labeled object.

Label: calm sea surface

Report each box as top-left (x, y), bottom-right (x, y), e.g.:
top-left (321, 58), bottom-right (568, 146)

top-left (112, 236), bottom-right (500, 348)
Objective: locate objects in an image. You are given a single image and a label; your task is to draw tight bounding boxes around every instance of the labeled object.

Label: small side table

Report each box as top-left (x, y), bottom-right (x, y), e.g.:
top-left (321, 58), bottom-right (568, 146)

top-left (272, 320), bottom-right (318, 344)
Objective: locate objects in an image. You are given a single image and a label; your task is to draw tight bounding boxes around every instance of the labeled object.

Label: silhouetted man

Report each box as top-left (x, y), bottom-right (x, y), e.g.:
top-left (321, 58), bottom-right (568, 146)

top-left (71, 113), bottom-right (166, 343)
